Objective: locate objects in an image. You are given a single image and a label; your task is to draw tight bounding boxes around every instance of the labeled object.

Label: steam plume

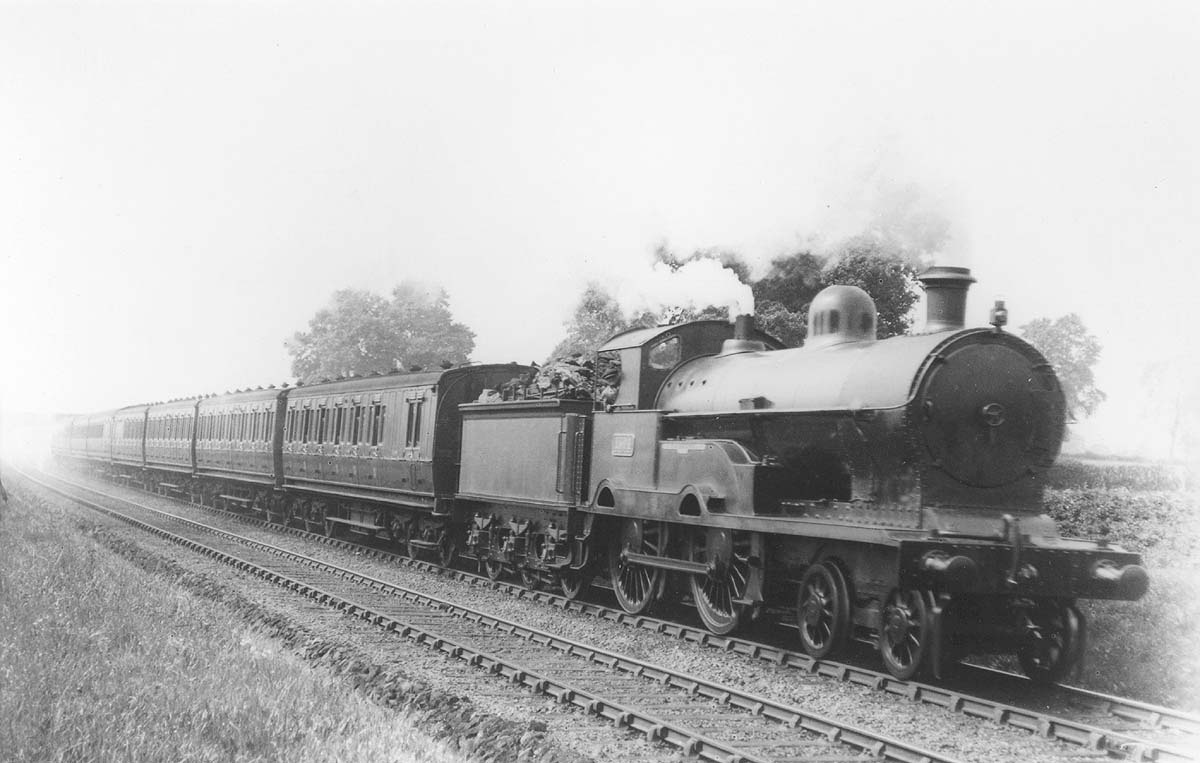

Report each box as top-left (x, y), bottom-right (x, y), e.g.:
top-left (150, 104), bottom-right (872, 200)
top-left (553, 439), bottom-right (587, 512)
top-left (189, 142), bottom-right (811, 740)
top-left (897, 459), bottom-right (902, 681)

top-left (614, 259), bottom-right (754, 321)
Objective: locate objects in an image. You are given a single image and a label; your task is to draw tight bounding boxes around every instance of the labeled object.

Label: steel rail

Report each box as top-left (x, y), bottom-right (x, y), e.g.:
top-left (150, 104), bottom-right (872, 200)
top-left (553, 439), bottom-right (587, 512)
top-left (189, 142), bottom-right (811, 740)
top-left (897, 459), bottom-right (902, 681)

top-left (25, 468), bottom-right (954, 763)
top-left (46, 466), bottom-right (1200, 762)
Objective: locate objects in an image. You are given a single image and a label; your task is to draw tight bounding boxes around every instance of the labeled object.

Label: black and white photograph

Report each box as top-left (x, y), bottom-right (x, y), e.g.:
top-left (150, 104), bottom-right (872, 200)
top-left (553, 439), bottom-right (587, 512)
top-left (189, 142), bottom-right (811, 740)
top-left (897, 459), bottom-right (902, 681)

top-left (1, 2), bottom-right (1197, 761)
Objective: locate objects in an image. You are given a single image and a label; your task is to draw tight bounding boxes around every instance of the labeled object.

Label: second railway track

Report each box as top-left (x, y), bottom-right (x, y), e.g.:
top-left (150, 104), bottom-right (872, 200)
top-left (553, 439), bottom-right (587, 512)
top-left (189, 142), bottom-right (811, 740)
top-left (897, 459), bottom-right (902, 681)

top-left (24, 466), bottom-right (1199, 763)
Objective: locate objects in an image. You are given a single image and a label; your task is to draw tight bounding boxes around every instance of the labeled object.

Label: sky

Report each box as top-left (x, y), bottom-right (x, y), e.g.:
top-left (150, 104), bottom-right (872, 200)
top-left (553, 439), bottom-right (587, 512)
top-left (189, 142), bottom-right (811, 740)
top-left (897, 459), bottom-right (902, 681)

top-left (2, 1), bottom-right (1198, 461)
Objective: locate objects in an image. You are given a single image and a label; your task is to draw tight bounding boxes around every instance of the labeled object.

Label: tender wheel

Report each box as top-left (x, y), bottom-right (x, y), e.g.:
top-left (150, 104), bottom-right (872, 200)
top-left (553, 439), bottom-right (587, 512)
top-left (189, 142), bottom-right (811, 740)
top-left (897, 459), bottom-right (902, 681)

top-left (688, 528), bottom-right (753, 635)
top-left (437, 526), bottom-right (461, 567)
top-left (480, 556), bottom-right (506, 581)
top-left (519, 532), bottom-right (544, 590)
top-left (608, 519), bottom-right (670, 615)
top-left (879, 588), bottom-right (930, 680)
top-left (559, 569), bottom-right (591, 600)
top-left (404, 524), bottom-right (421, 560)
top-left (797, 561), bottom-right (851, 659)
top-left (1017, 602), bottom-right (1084, 684)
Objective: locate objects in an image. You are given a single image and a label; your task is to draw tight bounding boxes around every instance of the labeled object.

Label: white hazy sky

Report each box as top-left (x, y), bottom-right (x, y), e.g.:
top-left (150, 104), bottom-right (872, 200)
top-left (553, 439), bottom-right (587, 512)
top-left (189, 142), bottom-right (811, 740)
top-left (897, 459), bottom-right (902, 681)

top-left (2, 1), bottom-right (1197, 459)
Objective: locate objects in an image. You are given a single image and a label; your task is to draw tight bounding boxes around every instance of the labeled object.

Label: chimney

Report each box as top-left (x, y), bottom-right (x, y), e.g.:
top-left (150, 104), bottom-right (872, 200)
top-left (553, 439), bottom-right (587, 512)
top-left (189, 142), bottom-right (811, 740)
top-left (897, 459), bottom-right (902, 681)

top-left (918, 266), bottom-right (976, 332)
top-left (721, 313), bottom-right (765, 355)
top-left (733, 313), bottom-right (754, 340)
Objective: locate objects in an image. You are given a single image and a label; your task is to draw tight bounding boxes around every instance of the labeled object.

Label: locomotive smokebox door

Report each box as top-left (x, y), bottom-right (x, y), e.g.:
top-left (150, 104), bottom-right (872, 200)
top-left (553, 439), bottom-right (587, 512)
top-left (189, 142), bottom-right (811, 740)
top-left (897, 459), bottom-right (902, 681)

top-left (917, 336), bottom-right (1065, 489)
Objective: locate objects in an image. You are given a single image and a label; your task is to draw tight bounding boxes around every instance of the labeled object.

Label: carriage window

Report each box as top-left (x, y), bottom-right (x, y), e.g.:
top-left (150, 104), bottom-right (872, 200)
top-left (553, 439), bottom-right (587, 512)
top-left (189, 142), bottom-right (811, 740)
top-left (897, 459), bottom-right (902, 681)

top-left (316, 407), bottom-right (328, 444)
top-left (648, 336), bottom-right (681, 370)
top-left (370, 403), bottom-right (387, 446)
top-left (333, 406), bottom-right (345, 444)
top-left (829, 310), bottom-right (840, 332)
top-left (351, 404), bottom-right (364, 444)
top-left (302, 409), bottom-right (313, 442)
top-left (404, 401), bottom-right (422, 448)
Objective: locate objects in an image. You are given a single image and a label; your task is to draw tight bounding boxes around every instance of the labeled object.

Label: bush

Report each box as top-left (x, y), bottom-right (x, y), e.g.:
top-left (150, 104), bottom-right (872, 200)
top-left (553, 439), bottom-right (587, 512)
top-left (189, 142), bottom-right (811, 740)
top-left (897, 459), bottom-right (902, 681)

top-left (1046, 459), bottom-right (1194, 492)
top-left (1044, 488), bottom-right (1200, 565)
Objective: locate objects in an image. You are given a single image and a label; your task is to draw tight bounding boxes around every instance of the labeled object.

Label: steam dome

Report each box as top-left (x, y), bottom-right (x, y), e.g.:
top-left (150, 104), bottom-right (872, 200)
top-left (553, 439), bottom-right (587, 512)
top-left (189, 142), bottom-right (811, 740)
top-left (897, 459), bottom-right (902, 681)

top-left (805, 285), bottom-right (877, 348)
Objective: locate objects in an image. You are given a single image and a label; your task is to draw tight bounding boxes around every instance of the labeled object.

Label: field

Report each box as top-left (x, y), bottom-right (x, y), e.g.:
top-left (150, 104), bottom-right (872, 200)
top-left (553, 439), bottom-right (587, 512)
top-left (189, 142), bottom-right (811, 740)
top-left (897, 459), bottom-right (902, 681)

top-left (0, 482), bottom-right (464, 763)
top-left (1040, 458), bottom-right (1200, 710)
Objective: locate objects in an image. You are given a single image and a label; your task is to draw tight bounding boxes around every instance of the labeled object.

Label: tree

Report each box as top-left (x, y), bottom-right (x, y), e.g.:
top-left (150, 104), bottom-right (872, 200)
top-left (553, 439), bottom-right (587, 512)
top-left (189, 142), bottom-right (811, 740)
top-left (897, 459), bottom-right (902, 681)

top-left (1140, 358), bottom-right (1200, 461)
top-left (286, 282), bottom-right (474, 384)
top-left (1020, 314), bottom-right (1106, 421)
top-left (547, 283), bottom-right (642, 360)
top-left (750, 243), bottom-right (918, 345)
top-left (820, 238), bottom-right (920, 338)
top-left (550, 241), bottom-right (921, 356)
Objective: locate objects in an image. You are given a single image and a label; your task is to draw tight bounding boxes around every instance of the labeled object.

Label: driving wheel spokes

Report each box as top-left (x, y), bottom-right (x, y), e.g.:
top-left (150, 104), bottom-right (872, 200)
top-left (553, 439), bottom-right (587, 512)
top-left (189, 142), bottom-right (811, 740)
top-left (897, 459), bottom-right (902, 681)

top-left (689, 528), bottom-right (754, 635)
top-left (608, 519), bottom-right (670, 615)
top-left (879, 588), bottom-right (930, 680)
top-left (797, 561), bottom-right (851, 659)
top-left (1017, 601), bottom-right (1084, 684)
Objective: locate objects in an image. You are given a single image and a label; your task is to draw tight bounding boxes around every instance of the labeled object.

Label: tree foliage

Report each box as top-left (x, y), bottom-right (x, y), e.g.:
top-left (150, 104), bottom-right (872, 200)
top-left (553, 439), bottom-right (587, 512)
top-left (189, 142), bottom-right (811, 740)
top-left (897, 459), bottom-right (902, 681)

top-left (750, 241), bottom-right (919, 345)
top-left (546, 284), bottom-right (642, 360)
top-left (287, 283), bottom-right (474, 384)
top-left (1020, 313), bottom-right (1106, 420)
top-left (551, 242), bottom-right (921, 357)
top-left (821, 238), bottom-right (920, 338)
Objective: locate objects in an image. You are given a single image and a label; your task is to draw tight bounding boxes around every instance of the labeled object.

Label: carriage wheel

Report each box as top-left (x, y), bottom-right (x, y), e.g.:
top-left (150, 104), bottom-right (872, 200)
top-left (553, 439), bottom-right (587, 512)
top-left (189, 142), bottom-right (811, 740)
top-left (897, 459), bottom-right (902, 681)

top-left (1017, 602), bottom-right (1084, 684)
top-left (688, 528), bottom-right (753, 635)
top-left (385, 512), bottom-right (409, 546)
top-left (797, 561), bottom-right (851, 659)
top-left (879, 588), bottom-right (930, 680)
top-left (608, 519), bottom-right (670, 615)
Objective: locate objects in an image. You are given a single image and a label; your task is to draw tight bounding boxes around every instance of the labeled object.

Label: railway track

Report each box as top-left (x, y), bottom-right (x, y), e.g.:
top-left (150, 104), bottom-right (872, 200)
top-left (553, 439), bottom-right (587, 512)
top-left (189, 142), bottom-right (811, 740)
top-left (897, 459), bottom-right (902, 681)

top-left (27, 466), bottom-right (1199, 762)
top-left (24, 467), bottom-right (956, 763)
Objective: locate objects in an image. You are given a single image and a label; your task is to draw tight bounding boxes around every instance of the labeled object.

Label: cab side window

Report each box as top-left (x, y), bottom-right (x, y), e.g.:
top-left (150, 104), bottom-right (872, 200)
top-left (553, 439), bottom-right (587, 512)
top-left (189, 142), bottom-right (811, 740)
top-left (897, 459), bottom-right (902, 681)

top-left (648, 336), bottom-right (681, 370)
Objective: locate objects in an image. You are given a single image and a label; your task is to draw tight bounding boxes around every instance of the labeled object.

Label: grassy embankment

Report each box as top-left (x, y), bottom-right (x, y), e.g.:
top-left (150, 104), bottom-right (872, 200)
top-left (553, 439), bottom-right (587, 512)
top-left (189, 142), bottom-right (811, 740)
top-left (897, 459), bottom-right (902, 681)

top-left (0, 483), bottom-right (463, 763)
top-left (1042, 459), bottom-right (1200, 710)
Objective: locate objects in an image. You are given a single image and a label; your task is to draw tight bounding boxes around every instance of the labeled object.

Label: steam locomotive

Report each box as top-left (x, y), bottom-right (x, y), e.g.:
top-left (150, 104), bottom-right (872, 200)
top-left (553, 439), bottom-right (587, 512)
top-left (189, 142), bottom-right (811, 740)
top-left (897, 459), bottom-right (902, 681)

top-left (52, 266), bottom-right (1149, 682)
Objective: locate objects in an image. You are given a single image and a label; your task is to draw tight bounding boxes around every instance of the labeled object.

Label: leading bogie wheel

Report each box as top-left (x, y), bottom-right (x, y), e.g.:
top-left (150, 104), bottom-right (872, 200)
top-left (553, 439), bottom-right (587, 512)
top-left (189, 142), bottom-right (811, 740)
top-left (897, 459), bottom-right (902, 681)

top-left (797, 561), bottom-right (851, 659)
top-left (1017, 601), bottom-right (1084, 685)
top-left (878, 588), bottom-right (930, 680)
top-left (608, 519), bottom-right (670, 615)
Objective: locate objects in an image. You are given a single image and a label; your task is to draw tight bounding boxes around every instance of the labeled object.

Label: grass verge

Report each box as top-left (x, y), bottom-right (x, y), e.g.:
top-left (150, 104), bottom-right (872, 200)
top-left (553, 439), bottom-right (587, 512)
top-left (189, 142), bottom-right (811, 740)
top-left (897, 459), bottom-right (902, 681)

top-left (0, 485), bottom-right (465, 763)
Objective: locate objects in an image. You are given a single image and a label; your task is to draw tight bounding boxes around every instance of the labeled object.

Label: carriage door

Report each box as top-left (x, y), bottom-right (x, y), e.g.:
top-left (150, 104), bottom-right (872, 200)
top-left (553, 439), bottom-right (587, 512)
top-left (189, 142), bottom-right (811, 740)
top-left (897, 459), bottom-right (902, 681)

top-left (403, 388), bottom-right (429, 492)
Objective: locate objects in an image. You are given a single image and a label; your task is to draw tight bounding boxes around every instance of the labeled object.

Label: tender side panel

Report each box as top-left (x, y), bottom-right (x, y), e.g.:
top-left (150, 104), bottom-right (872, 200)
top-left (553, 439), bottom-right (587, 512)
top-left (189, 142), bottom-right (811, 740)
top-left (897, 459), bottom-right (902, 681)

top-left (458, 399), bottom-right (593, 507)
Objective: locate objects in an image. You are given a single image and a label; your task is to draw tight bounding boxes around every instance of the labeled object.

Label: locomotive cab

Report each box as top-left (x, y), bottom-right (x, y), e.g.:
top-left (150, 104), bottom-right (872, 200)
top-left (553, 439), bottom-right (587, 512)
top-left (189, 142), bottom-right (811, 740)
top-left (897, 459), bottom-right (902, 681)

top-left (597, 319), bottom-right (784, 410)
